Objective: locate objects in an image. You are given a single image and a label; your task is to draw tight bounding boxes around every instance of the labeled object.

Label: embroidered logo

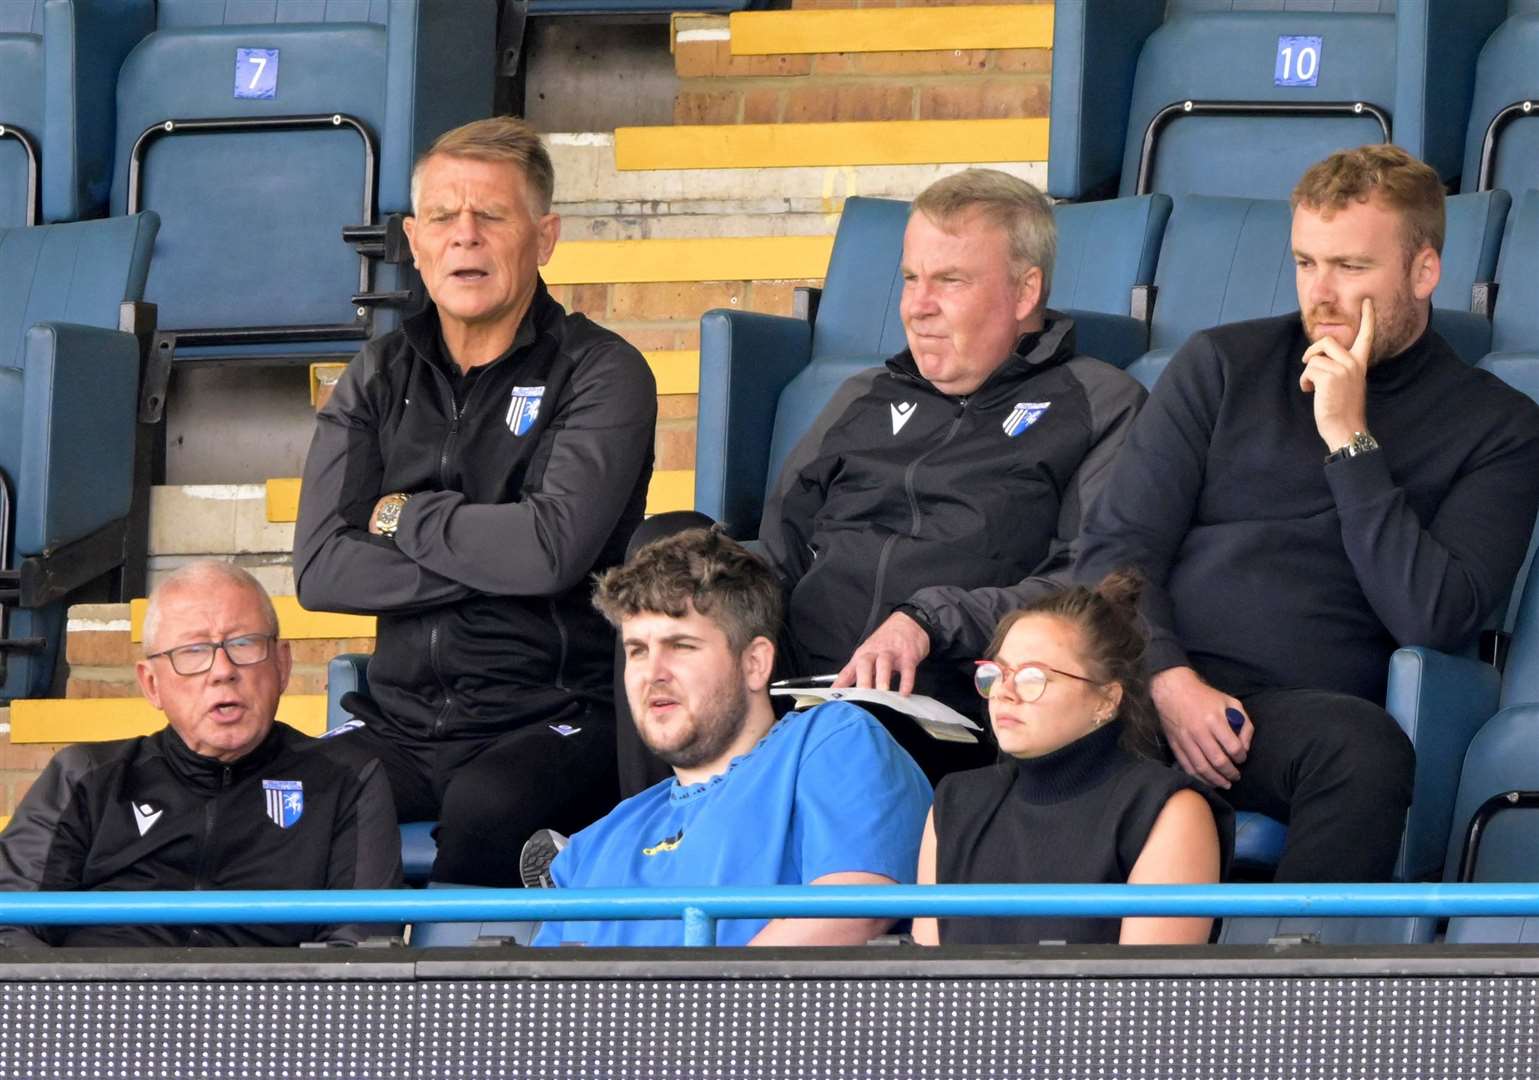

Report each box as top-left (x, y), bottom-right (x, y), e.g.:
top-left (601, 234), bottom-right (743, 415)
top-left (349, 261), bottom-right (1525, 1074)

top-left (505, 385), bottom-right (545, 437)
top-left (642, 829), bottom-right (685, 856)
top-left (549, 723), bottom-right (582, 737)
top-left (1003, 401), bottom-right (1051, 438)
top-left (132, 802), bottom-right (162, 837)
top-left (890, 401), bottom-right (917, 435)
top-left (262, 779), bottom-right (304, 829)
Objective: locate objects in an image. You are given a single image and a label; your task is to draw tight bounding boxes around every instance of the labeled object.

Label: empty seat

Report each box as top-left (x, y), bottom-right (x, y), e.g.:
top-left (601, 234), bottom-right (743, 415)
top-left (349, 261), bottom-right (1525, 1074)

top-left (0, 212), bottom-right (159, 701)
top-left (1049, 0), bottom-right (1503, 201)
top-left (109, 0), bottom-right (497, 389)
top-left (0, 1), bottom-right (153, 227)
top-left (1460, 1), bottom-right (1539, 192)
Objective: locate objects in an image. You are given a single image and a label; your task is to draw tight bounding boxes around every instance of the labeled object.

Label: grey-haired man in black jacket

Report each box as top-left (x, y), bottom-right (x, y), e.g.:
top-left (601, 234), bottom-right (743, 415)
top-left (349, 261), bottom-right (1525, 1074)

top-left (0, 562), bottom-right (402, 947)
top-left (294, 118), bottom-right (656, 885)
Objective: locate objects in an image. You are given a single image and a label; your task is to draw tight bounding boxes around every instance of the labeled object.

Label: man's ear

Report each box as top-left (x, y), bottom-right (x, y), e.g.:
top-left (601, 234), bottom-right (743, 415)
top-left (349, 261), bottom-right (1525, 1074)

top-left (1411, 244), bottom-right (1441, 302)
top-left (536, 213), bottom-right (561, 267)
top-left (742, 635), bottom-right (776, 693)
top-left (402, 214), bottom-right (419, 267)
top-left (1013, 265), bottom-right (1044, 324)
top-left (135, 659), bottom-right (163, 710)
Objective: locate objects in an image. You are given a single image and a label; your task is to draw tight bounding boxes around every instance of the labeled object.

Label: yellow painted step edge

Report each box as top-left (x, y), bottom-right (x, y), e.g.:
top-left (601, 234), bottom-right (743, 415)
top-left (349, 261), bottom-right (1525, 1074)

top-left (615, 117), bottom-right (1049, 172)
top-left (300, 352), bottom-right (699, 403)
top-left (267, 469), bottom-right (697, 525)
top-left (729, 5), bottom-right (1052, 56)
top-left (128, 596), bottom-right (375, 644)
top-left (11, 695), bottom-right (328, 744)
top-left (547, 236), bottom-right (832, 285)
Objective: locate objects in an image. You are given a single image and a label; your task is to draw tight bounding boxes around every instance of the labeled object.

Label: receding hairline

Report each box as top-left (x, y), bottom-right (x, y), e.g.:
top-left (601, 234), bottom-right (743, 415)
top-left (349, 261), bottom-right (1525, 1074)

top-left (141, 562), bottom-right (279, 654)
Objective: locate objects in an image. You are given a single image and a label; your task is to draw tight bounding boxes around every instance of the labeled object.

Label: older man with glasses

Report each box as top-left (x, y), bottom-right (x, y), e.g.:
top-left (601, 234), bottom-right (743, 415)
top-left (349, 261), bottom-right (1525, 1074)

top-left (0, 561), bottom-right (402, 948)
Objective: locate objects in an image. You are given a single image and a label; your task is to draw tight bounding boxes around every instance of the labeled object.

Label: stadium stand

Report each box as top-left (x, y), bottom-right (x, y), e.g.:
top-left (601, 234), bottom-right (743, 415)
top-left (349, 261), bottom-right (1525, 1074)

top-left (109, 0), bottom-right (498, 426)
top-left (0, 212), bottom-right (158, 704)
top-left (1460, 0), bottom-right (1539, 193)
top-left (1048, 0), bottom-right (1508, 201)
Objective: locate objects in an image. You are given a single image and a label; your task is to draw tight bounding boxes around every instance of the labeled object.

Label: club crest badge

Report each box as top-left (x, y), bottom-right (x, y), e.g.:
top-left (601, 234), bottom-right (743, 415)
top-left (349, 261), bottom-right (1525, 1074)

top-left (1003, 401), bottom-right (1051, 438)
top-left (505, 385), bottom-right (545, 437)
top-left (262, 779), bottom-right (304, 829)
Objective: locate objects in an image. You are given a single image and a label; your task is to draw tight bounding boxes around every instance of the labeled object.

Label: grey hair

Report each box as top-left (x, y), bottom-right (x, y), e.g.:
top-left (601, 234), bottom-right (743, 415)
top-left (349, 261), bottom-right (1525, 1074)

top-left (911, 168), bottom-right (1057, 301)
top-left (142, 561), bottom-right (279, 653)
top-left (409, 116), bottom-right (555, 220)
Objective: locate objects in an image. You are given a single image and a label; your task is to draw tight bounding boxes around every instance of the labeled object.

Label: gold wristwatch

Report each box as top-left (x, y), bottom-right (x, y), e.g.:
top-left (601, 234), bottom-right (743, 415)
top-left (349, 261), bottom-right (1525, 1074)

top-left (375, 492), bottom-right (411, 538)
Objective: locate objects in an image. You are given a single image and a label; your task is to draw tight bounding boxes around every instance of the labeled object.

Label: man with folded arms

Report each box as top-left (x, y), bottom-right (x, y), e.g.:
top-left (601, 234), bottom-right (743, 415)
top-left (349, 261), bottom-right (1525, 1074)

top-left (0, 562), bottom-right (401, 946)
top-left (1076, 145), bottom-right (1539, 881)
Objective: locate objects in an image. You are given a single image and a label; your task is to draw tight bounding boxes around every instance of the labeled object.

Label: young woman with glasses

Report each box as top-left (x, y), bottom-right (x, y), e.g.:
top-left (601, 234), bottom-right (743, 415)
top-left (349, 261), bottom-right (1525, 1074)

top-left (912, 570), bottom-right (1234, 946)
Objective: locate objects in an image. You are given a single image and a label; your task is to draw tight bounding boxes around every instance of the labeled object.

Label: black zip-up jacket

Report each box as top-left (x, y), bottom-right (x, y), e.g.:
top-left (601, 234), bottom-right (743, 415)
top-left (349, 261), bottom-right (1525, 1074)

top-left (293, 283), bottom-right (657, 741)
top-left (0, 723), bottom-right (402, 947)
top-left (760, 312), bottom-right (1146, 709)
top-left (1076, 314), bottom-right (1539, 702)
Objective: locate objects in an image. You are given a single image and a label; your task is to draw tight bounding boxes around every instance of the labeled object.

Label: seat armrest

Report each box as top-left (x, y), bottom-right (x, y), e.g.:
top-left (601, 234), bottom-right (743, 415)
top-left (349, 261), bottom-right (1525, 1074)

top-left (696, 309), bottom-right (812, 537)
top-left (1385, 645), bottom-right (1502, 882)
top-left (15, 323), bottom-right (140, 558)
top-left (327, 652), bottom-right (373, 730)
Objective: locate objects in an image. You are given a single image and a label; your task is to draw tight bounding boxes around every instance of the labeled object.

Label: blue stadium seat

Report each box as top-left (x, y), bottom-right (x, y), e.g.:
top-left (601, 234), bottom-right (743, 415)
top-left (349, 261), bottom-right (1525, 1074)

top-left (1125, 191), bottom-right (1508, 389)
top-left (327, 650), bottom-right (437, 883)
top-left (1049, 0), bottom-right (1506, 201)
top-left (0, 212), bottom-right (159, 702)
top-left (0, 0), bottom-right (154, 227)
top-left (695, 194), bottom-right (1172, 537)
top-left (1460, 2), bottom-right (1539, 192)
top-left (108, 0), bottom-right (497, 411)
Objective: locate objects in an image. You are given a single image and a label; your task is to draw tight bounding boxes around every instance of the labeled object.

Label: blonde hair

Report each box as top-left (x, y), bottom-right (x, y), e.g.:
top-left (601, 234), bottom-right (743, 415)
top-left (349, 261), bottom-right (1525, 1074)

top-left (1291, 144), bottom-right (1445, 258)
top-left (410, 116), bottom-right (555, 217)
top-left (911, 168), bottom-right (1057, 299)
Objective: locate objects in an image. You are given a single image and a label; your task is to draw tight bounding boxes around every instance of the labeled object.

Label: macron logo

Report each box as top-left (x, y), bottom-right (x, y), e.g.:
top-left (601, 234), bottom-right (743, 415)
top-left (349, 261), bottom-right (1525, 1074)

top-left (890, 401), bottom-right (917, 435)
top-left (132, 802), bottom-right (162, 837)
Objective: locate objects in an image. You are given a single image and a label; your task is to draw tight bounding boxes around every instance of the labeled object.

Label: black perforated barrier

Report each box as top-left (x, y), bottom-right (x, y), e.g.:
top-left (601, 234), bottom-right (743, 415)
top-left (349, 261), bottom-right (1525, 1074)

top-left (2, 948), bottom-right (1539, 1078)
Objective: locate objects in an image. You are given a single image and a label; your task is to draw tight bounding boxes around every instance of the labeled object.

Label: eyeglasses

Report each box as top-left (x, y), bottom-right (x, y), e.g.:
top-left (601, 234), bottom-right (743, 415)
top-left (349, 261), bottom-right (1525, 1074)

top-left (973, 658), bottom-right (1100, 702)
top-left (146, 634), bottom-right (275, 676)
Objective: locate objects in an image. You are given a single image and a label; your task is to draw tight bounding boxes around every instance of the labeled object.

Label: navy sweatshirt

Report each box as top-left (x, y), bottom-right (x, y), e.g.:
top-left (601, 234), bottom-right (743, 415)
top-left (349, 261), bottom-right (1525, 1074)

top-left (1076, 313), bottom-right (1539, 702)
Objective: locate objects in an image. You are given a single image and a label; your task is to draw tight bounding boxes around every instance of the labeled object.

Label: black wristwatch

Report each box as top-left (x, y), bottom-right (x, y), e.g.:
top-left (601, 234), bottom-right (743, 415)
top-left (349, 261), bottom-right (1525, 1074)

top-left (1324, 431), bottom-right (1380, 465)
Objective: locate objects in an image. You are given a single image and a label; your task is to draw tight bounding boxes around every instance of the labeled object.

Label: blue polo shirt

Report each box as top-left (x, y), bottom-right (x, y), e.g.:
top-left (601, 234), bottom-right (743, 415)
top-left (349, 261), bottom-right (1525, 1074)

top-left (532, 701), bottom-right (932, 947)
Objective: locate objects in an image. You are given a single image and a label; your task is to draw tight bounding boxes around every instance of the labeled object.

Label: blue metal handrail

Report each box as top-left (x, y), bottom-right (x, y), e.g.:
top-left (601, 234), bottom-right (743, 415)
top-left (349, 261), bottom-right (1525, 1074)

top-left (6, 883), bottom-right (1539, 946)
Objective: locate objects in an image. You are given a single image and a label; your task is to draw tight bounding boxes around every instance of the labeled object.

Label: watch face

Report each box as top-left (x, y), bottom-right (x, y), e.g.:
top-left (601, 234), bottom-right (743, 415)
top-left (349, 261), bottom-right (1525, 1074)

top-left (377, 498), bottom-right (403, 533)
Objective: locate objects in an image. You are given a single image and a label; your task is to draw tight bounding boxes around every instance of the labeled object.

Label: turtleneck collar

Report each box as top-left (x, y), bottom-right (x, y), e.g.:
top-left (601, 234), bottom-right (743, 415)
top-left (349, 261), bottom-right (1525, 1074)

top-left (1365, 318), bottom-right (1436, 394)
top-left (157, 722), bottom-right (286, 794)
top-left (1008, 720), bottom-right (1127, 805)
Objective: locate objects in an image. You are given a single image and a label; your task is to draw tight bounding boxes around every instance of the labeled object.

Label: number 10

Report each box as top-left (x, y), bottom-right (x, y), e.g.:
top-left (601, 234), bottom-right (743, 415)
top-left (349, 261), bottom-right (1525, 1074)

top-left (1279, 43), bottom-right (1319, 83)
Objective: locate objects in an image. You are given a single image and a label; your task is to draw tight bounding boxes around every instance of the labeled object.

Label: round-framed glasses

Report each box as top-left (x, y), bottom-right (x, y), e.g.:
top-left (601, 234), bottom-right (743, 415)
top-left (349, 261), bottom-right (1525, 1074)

top-left (973, 658), bottom-right (1100, 702)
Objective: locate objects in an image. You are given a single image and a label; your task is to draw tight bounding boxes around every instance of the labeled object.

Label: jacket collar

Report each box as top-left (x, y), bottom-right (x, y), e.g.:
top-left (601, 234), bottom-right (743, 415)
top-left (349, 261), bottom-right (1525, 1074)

top-left (154, 722), bottom-right (288, 794)
top-left (401, 277), bottom-right (555, 373)
top-left (887, 309), bottom-right (1079, 403)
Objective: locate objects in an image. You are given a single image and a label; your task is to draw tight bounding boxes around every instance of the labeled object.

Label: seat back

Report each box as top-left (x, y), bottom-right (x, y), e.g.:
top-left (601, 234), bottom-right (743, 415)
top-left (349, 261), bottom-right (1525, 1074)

top-left (109, 0), bottom-right (496, 357)
top-left (1491, 189), bottom-right (1539, 355)
top-left (1119, 8), bottom-right (1398, 199)
top-left (0, 0), bottom-right (43, 227)
top-left (1053, 193), bottom-right (1172, 367)
top-left (1462, 8), bottom-right (1539, 192)
top-left (1442, 703), bottom-right (1539, 885)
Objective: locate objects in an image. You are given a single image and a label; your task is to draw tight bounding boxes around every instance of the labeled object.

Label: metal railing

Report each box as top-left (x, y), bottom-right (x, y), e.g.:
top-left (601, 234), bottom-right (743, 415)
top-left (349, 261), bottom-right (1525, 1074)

top-left (5, 883), bottom-right (1539, 946)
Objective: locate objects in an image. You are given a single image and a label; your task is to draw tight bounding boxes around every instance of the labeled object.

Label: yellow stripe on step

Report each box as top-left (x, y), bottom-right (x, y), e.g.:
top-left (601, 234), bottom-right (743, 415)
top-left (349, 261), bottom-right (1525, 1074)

top-left (10, 695), bottom-right (327, 744)
top-left (545, 236), bottom-right (833, 285)
top-left (729, 5), bottom-right (1052, 55)
top-left (129, 596), bottom-right (375, 643)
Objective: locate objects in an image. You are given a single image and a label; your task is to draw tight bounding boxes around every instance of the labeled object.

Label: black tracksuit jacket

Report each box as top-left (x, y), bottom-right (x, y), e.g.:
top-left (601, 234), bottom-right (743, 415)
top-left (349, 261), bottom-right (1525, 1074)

top-left (0, 723), bottom-right (402, 947)
top-left (293, 284), bottom-right (657, 742)
top-left (1076, 314), bottom-right (1539, 701)
top-left (760, 312), bottom-right (1146, 709)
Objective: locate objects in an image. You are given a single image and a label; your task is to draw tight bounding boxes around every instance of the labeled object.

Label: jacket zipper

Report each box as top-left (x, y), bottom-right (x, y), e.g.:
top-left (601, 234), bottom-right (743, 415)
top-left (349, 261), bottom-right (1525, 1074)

top-left (548, 599), bottom-right (570, 691)
top-left (858, 396), bottom-right (970, 639)
top-left (187, 764), bottom-right (232, 944)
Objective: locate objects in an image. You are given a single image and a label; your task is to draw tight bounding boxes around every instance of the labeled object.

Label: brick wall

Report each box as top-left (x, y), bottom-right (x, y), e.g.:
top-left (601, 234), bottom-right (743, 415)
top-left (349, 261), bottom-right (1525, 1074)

top-left (546, 278), bottom-right (818, 474)
top-left (673, 3), bottom-right (1051, 127)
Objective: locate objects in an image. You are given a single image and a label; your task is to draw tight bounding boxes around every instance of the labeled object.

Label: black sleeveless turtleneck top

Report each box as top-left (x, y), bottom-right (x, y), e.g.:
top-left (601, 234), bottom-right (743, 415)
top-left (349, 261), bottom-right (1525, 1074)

top-left (933, 722), bottom-right (1234, 945)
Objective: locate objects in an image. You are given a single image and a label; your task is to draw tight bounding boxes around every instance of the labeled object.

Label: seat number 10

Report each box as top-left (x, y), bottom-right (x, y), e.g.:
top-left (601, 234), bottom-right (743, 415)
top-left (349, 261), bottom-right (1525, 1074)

top-left (1275, 35), bottom-right (1323, 88)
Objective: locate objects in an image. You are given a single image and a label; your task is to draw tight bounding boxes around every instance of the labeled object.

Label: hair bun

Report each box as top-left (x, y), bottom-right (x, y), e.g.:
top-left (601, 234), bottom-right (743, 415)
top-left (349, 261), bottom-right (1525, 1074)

top-left (1096, 568), bottom-right (1145, 617)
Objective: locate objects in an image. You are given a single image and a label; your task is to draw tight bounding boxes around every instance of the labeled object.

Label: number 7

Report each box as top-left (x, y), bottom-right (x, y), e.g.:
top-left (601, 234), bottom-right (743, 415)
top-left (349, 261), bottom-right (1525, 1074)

top-left (247, 55), bottom-right (268, 90)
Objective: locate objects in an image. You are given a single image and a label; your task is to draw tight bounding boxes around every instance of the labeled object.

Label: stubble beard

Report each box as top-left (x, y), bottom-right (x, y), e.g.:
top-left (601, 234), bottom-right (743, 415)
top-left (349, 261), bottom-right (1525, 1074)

top-left (640, 673), bottom-right (752, 773)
